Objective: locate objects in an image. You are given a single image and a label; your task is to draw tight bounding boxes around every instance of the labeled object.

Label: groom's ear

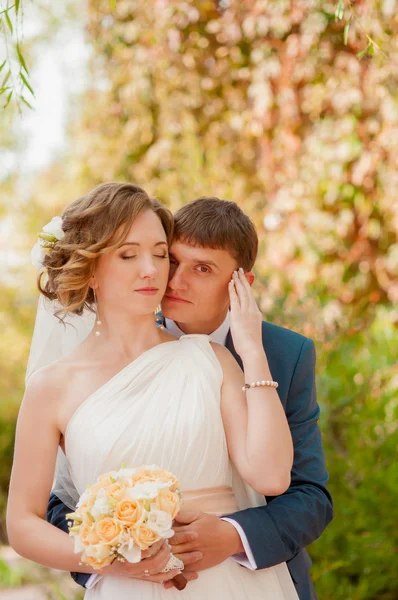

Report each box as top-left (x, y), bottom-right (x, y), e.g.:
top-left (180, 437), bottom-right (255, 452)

top-left (245, 271), bottom-right (255, 286)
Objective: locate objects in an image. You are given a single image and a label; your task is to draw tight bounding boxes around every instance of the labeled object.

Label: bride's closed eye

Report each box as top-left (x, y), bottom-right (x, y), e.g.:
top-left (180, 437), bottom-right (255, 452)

top-left (121, 254), bottom-right (169, 260)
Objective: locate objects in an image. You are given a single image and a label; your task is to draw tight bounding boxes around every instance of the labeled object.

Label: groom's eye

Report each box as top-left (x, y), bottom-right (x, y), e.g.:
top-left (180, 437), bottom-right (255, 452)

top-left (196, 265), bottom-right (211, 274)
top-left (121, 255), bottom-right (137, 260)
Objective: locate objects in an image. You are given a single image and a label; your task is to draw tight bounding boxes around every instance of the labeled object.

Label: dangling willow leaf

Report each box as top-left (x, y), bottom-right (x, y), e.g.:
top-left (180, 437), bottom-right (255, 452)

top-left (17, 44), bottom-right (29, 74)
top-left (21, 95), bottom-right (33, 109)
top-left (1, 69), bottom-right (11, 89)
top-left (4, 90), bottom-right (13, 108)
top-left (5, 10), bottom-right (13, 34)
top-left (20, 71), bottom-right (35, 97)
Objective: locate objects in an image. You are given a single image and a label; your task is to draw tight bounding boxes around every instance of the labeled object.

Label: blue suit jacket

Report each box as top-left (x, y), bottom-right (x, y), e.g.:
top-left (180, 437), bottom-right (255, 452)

top-left (47, 320), bottom-right (333, 599)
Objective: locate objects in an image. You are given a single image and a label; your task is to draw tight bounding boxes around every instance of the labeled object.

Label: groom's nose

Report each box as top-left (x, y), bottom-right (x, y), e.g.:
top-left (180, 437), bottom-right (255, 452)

top-left (168, 265), bottom-right (188, 291)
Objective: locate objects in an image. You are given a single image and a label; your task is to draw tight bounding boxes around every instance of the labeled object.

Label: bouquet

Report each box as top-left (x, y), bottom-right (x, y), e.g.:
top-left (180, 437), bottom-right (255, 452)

top-left (66, 464), bottom-right (183, 572)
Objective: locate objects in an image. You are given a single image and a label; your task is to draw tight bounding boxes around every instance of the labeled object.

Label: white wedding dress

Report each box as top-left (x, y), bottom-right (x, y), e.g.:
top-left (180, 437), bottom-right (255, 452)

top-left (64, 334), bottom-right (298, 599)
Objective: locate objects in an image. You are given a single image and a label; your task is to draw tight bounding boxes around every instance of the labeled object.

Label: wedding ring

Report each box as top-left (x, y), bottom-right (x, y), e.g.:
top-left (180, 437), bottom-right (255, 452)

top-left (144, 569), bottom-right (150, 576)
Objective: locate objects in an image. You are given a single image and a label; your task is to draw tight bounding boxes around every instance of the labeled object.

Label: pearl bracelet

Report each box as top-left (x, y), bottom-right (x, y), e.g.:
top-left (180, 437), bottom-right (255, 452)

top-left (242, 380), bottom-right (279, 391)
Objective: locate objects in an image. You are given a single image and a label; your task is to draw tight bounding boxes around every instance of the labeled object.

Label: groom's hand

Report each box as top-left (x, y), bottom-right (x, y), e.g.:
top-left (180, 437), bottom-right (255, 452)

top-left (165, 508), bottom-right (244, 586)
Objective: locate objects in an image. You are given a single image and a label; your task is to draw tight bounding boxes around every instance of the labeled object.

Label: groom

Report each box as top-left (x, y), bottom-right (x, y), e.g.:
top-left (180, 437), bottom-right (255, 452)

top-left (48, 197), bottom-right (333, 599)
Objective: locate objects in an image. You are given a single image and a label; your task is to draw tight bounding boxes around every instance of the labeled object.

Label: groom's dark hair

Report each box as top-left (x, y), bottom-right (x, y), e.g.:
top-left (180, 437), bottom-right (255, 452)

top-left (173, 197), bottom-right (258, 271)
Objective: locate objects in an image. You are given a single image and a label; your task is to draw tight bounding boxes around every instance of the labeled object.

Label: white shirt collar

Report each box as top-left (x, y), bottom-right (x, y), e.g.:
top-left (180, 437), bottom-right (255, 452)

top-left (165, 312), bottom-right (230, 346)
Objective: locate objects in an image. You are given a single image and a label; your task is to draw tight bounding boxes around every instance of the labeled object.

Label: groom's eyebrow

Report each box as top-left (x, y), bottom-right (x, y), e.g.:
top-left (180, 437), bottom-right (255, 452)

top-left (188, 257), bottom-right (220, 270)
top-left (193, 258), bottom-right (218, 267)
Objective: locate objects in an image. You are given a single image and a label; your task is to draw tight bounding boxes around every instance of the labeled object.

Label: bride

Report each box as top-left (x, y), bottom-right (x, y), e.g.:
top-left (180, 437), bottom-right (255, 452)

top-left (7, 182), bottom-right (297, 599)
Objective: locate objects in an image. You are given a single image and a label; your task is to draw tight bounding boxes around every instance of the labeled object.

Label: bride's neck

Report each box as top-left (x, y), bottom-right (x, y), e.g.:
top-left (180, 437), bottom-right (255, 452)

top-left (89, 312), bottom-right (163, 359)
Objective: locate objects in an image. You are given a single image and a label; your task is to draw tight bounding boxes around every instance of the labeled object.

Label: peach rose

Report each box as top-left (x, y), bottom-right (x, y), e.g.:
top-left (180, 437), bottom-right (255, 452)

top-left (132, 468), bottom-right (179, 492)
top-left (90, 474), bottom-right (115, 494)
top-left (78, 497), bottom-right (97, 516)
top-left (80, 522), bottom-right (101, 546)
top-left (128, 467), bottom-right (157, 485)
top-left (155, 488), bottom-right (180, 519)
top-left (81, 543), bottom-right (114, 570)
top-left (130, 473), bottom-right (153, 486)
top-left (106, 482), bottom-right (126, 502)
top-left (115, 498), bottom-right (144, 526)
top-left (131, 524), bottom-right (161, 550)
top-left (151, 469), bottom-right (180, 492)
top-left (95, 518), bottom-right (122, 546)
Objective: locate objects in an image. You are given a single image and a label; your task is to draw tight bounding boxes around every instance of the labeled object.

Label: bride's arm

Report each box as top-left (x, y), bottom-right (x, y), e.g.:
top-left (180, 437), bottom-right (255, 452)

top-left (213, 270), bottom-right (293, 496)
top-left (7, 367), bottom-right (96, 571)
top-left (215, 344), bottom-right (293, 496)
top-left (6, 367), bottom-right (172, 580)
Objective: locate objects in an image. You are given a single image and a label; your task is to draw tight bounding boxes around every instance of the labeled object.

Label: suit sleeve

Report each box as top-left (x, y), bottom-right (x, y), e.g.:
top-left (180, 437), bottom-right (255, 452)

top-left (225, 338), bottom-right (333, 569)
top-left (47, 493), bottom-right (91, 588)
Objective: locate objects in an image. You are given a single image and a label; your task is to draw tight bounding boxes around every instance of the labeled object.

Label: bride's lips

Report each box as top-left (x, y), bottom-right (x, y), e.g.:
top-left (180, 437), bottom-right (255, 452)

top-left (135, 287), bottom-right (159, 296)
top-left (164, 294), bottom-right (192, 304)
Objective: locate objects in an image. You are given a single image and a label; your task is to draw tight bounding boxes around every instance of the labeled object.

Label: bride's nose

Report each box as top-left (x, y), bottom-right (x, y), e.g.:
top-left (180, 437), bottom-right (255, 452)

top-left (139, 255), bottom-right (158, 279)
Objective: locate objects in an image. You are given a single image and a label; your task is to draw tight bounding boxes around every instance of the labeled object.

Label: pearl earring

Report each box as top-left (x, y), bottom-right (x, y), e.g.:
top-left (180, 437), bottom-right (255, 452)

top-left (93, 289), bottom-right (102, 336)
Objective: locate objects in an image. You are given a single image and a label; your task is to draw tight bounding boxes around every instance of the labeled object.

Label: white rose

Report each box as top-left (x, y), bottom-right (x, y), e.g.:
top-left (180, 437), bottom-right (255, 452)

top-left (42, 216), bottom-right (65, 240)
top-left (114, 468), bottom-right (137, 480)
top-left (91, 492), bottom-right (113, 519)
top-left (146, 509), bottom-right (173, 537)
top-left (126, 481), bottom-right (168, 501)
top-left (118, 532), bottom-right (142, 564)
top-left (31, 240), bottom-right (46, 270)
top-left (76, 489), bottom-right (91, 509)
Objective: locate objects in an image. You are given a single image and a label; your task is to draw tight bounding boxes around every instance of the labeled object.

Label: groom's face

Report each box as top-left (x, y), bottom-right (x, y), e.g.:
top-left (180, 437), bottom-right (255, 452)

top-left (161, 240), bottom-right (239, 334)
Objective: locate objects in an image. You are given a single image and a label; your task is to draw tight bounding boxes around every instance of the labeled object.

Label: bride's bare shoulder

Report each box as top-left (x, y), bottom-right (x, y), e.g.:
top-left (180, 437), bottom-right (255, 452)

top-left (24, 355), bottom-right (79, 403)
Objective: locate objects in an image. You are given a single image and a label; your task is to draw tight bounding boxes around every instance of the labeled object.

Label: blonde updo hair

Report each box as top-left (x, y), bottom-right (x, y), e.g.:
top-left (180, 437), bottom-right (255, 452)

top-left (39, 182), bottom-right (174, 316)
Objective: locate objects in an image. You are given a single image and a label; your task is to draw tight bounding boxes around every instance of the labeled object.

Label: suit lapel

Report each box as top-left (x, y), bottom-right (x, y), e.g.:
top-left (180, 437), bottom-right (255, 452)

top-left (225, 329), bottom-right (243, 370)
top-left (226, 323), bottom-right (279, 391)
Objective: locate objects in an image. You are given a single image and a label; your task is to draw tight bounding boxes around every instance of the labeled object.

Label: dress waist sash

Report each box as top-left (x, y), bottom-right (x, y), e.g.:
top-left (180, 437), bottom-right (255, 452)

top-left (182, 485), bottom-right (238, 515)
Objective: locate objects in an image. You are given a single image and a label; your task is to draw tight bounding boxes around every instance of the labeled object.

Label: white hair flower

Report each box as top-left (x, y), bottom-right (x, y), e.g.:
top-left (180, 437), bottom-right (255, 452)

top-left (31, 216), bottom-right (65, 270)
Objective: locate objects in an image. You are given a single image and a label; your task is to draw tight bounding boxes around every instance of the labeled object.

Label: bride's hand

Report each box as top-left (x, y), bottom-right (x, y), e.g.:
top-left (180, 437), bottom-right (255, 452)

top-left (228, 268), bottom-right (263, 358)
top-left (103, 540), bottom-right (180, 583)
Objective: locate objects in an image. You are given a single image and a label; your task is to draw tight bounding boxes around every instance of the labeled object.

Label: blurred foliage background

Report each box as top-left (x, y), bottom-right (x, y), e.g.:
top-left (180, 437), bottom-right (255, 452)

top-left (0, 1), bottom-right (397, 599)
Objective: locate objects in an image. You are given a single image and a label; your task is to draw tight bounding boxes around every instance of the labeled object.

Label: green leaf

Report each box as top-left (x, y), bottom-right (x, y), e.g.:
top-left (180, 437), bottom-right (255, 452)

top-left (16, 43), bottom-right (29, 74)
top-left (334, 0), bottom-right (345, 21)
top-left (38, 232), bottom-right (56, 243)
top-left (357, 41), bottom-right (375, 60)
top-left (344, 20), bottom-right (350, 45)
top-left (1, 69), bottom-right (11, 89)
top-left (0, 59), bottom-right (6, 73)
top-left (20, 71), bottom-right (35, 97)
top-left (0, 4), bottom-right (16, 17)
top-left (4, 90), bottom-right (12, 108)
top-left (21, 95), bottom-right (33, 109)
top-left (356, 47), bottom-right (368, 60)
top-left (15, 0), bottom-right (20, 13)
top-left (5, 10), bottom-right (13, 34)
top-left (0, 86), bottom-right (11, 95)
